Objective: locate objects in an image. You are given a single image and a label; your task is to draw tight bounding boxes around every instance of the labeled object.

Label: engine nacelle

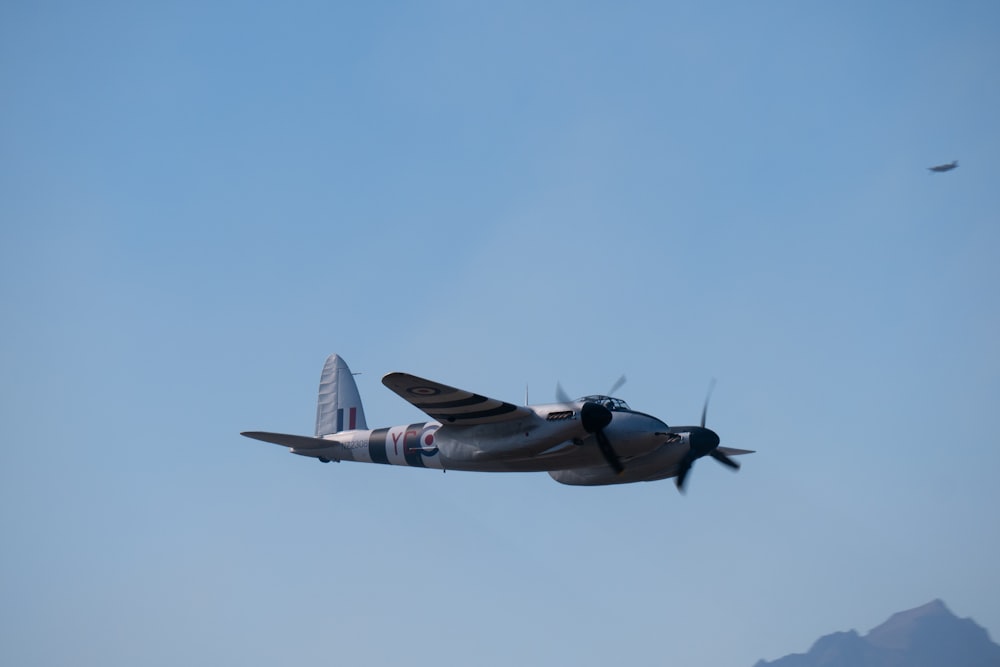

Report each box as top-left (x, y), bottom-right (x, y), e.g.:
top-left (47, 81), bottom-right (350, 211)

top-left (549, 440), bottom-right (687, 486)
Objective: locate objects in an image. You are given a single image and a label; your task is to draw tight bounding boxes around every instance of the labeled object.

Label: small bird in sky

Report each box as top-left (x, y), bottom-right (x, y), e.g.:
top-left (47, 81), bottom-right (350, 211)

top-left (928, 160), bottom-right (958, 173)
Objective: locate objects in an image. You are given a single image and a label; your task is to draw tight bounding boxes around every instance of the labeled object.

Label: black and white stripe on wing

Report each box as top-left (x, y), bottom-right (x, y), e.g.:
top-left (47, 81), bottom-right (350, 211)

top-left (414, 394), bottom-right (520, 423)
top-left (381, 372), bottom-right (532, 425)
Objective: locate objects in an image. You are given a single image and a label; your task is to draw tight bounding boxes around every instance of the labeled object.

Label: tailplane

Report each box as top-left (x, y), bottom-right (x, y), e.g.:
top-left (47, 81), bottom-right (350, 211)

top-left (315, 354), bottom-right (367, 436)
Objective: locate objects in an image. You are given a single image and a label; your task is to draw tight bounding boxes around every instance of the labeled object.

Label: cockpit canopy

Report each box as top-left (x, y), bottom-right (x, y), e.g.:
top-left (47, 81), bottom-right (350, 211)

top-left (578, 395), bottom-right (631, 412)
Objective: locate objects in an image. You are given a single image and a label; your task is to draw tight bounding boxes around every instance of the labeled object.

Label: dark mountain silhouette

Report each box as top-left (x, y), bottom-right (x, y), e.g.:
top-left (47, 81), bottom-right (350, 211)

top-left (753, 599), bottom-right (1000, 667)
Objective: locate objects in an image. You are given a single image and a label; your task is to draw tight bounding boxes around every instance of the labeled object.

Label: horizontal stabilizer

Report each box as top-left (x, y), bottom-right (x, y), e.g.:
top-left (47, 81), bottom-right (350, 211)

top-left (241, 431), bottom-right (341, 450)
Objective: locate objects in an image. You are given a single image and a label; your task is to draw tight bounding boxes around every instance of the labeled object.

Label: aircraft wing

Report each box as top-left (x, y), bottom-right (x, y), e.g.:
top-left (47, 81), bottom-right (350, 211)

top-left (382, 372), bottom-right (534, 425)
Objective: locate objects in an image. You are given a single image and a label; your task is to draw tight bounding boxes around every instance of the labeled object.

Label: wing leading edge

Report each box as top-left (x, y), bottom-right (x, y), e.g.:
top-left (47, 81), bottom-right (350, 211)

top-left (381, 372), bottom-right (534, 426)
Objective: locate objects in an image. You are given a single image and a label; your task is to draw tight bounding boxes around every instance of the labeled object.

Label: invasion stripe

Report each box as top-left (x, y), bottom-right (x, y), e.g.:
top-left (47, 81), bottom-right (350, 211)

top-left (369, 428), bottom-right (389, 464)
top-left (429, 403), bottom-right (519, 422)
top-left (403, 422), bottom-right (426, 468)
top-left (412, 394), bottom-right (489, 410)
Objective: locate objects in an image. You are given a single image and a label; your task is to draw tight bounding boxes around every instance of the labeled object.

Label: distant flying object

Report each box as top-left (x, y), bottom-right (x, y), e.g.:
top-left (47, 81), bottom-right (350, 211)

top-left (928, 160), bottom-right (958, 173)
top-left (242, 354), bottom-right (754, 491)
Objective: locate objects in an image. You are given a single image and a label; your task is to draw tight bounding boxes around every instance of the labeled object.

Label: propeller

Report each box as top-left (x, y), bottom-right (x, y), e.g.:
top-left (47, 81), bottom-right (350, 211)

top-left (675, 380), bottom-right (740, 492)
top-left (556, 376), bottom-right (628, 475)
top-left (580, 401), bottom-right (624, 475)
top-left (555, 375), bottom-right (626, 404)
top-left (606, 374), bottom-right (627, 396)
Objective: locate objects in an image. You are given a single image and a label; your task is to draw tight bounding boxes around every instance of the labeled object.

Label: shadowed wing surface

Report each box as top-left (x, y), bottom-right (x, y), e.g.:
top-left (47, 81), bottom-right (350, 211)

top-left (382, 372), bottom-right (534, 425)
top-left (241, 431), bottom-right (341, 449)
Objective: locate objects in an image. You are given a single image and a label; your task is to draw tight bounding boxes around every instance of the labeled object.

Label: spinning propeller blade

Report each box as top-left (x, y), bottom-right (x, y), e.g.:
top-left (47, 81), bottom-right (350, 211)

top-left (607, 374), bottom-right (627, 396)
top-left (700, 378), bottom-right (716, 428)
top-left (675, 457), bottom-right (694, 490)
top-left (556, 374), bottom-right (626, 404)
top-left (595, 430), bottom-right (624, 475)
top-left (709, 449), bottom-right (740, 469)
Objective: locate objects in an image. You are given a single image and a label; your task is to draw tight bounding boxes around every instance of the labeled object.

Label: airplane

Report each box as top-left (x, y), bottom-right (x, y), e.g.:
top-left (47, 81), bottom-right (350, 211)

top-left (928, 160), bottom-right (958, 173)
top-left (242, 354), bottom-right (754, 491)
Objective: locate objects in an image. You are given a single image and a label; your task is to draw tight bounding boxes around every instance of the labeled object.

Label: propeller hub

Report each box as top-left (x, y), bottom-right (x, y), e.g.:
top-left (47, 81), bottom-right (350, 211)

top-left (688, 426), bottom-right (721, 458)
top-left (580, 402), bottom-right (613, 433)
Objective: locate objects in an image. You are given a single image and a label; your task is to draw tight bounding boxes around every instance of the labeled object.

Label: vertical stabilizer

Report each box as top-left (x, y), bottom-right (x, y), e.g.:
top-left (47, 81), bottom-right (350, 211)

top-left (315, 354), bottom-right (368, 436)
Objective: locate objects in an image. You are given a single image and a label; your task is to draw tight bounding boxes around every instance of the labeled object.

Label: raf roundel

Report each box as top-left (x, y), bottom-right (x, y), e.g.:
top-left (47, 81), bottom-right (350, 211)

top-left (408, 386), bottom-right (441, 396)
top-left (419, 423), bottom-right (439, 456)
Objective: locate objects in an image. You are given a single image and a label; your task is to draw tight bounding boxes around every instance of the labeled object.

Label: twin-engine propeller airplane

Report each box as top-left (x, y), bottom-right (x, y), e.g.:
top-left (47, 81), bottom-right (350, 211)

top-left (242, 355), bottom-right (754, 491)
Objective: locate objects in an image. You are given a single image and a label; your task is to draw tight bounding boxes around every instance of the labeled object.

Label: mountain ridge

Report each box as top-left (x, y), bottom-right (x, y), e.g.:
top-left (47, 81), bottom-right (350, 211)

top-left (753, 599), bottom-right (1000, 667)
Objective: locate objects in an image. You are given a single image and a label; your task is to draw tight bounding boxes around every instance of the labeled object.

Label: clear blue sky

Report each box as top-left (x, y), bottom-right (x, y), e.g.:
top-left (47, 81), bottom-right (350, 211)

top-left (3, 2), bottom-right (998, 665)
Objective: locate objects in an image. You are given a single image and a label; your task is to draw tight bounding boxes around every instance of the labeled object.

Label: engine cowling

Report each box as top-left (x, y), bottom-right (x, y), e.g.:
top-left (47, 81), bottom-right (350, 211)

top-left (549, 440), bottom-right (686, 486)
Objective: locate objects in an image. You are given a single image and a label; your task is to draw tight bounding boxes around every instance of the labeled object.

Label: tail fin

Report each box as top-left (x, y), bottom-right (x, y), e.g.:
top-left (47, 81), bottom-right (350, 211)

top-left (315, 354), bottom-right (368, 436)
